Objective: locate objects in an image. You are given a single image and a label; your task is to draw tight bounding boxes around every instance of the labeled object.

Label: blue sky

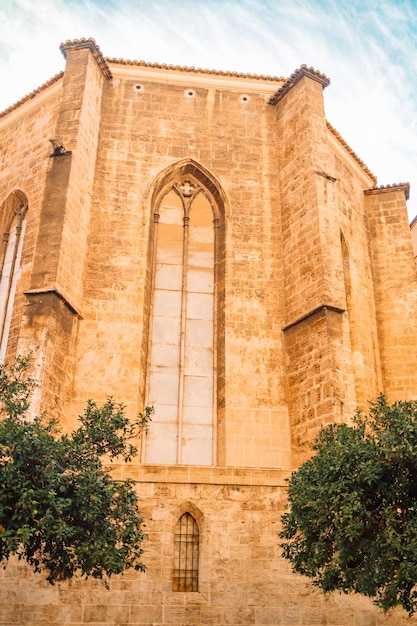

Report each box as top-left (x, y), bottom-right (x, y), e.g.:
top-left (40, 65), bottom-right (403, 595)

top-left (1, 0), bottom-right (416, 220)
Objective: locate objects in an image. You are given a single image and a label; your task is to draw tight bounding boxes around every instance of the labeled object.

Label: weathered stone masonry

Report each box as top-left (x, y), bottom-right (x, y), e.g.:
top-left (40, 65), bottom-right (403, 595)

top-left (0, 37), bottom-right (416, 625)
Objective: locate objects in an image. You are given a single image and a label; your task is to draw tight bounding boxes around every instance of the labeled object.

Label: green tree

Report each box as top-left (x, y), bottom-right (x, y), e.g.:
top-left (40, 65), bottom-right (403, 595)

top-left (280, 395), bottom-right (417, 615)
top-left (0, 354), bottom-right (152, 585)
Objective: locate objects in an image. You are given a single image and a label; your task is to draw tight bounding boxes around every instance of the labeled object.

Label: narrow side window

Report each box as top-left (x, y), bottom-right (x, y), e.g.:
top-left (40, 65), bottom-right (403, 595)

top-left (173, 512), bottom-right (199, 592)
top-left (0, 194), bottom-right (27, 360)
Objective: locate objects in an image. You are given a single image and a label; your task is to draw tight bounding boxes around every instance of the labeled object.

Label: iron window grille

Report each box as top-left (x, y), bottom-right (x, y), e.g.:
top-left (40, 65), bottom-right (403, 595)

top-left (173, 513), bottom-right (199, 592)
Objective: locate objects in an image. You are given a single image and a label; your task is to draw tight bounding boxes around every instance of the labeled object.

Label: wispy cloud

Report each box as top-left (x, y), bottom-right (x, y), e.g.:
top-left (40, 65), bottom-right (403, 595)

top-left (1, 0), bottom-right (416, 218)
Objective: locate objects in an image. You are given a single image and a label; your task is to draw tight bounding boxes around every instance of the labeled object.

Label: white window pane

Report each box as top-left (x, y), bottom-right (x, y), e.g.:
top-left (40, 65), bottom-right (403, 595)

top-left (153, 289), bottom-right (182, 317)
top-left (148, 372), bottom-right (179, 406)
top-left (155, 263), bottom-right (183, 290)
top-left (183, 375), bottom-right (213, 408)
top-left (185, 319), bottom-right (213, 348)
top-left (186, 267), bottom-right (213, 293)
top-left (183, 405), bottom-right (213, 426)
top-left (151, 315), bottom-right (181, 346)
top-left (184, 346), bottom-right (213, 376)
top-left (186, 292), bottom-right (213, 320)
top-left (145, 422), bottom-right (178, 464)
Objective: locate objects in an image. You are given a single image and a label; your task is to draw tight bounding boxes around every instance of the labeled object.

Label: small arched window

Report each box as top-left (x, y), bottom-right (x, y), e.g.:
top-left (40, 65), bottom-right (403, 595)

top-left (173, 512), bottom-right (199, 592)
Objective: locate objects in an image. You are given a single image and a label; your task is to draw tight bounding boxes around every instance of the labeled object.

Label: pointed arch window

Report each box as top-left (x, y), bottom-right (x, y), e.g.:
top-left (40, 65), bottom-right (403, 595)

top-left (173, 512), bottom-right (199, 592)
top-left (0, 195), bottom-right (27, 360)
top-left (145, 174), bottom-right (220, 465)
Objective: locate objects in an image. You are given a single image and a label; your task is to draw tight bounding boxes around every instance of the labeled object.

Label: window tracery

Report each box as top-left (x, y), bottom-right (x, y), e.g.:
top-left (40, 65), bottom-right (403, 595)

top-left (144, 175), bottom-right (217, 465)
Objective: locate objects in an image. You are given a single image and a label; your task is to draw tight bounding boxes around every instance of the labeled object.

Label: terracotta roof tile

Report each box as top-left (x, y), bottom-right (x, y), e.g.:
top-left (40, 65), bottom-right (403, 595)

top-left (268, 65), bottom-right (330, 105)
top-left (60, 38), bottom-right (112, 80)
top-left (0, 72), bottom-right (64, 119)
top-left (364, 182), bottom-right (410, 200)
top-left (105, 56), bottom-right (285, 82)
top-left (0, 38), bottom-right (286, 120)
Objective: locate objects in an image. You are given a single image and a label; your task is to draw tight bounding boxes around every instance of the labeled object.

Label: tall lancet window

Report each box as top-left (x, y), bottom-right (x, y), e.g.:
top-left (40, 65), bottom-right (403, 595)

top-left (145, 177), bottom-right (217, 465)
top-left (0, 195), bottom-right (27, 361)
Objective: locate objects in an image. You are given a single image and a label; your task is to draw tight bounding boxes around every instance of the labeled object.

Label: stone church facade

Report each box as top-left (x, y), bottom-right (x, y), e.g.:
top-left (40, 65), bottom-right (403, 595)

top-left (1, 37), bottom-right (417, 625)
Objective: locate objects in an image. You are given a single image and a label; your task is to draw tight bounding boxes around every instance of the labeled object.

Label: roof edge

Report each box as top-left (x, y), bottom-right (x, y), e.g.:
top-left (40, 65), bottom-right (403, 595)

top-left (268, 64), bottom-right (330, 106)
top-left (60, 38), bottom-right (112, 80)
top-left (0, 72), bottom-right (64, 120)
top-left (327, 121), bottom-right (377, 184)
top-left (364, 182), bottom-right (410, 201)
top-left (106, 56), bottom-right (286, 82)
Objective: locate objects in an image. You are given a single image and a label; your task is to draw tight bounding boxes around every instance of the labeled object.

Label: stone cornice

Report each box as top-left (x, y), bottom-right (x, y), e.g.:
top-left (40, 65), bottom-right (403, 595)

top-left (0, 72), bottom-right (63, 120)
top-left (60, 37), bottom-right (112, 80)
top-left (106, 56), bottom-right (285, 83)
top-left (364, 182), bottom-right (410, 201)
top-left (24, 288), bottom-right (82, 319)
top-left (109, 463), bottom-right (290, 485)
top-left (268, 64), bottom-right (330, 106)
top-left (283, 304), bottom-right (345, 332)
top-left (327, 121), bottom-right (377, 184)
top-left (0, 41), bottom-right (285, 120)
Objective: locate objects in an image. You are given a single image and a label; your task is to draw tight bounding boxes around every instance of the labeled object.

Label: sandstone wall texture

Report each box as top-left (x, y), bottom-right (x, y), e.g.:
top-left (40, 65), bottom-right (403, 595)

top-left (412, 218), bottom-right (417, 265)
top-left (0, 38), bottom-right (416, 625)
top-left (0, 469), bottom-right (414, 625)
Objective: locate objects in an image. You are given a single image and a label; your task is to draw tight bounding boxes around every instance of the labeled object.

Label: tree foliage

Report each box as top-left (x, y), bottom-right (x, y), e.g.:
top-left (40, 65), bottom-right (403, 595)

top-left (0, 354), bottom-right (152, 585)
top-left (280, 395), bottom-right (417, 615)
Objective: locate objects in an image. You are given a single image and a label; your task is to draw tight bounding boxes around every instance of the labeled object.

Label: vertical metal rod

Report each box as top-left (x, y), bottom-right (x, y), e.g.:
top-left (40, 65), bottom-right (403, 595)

top-left (212, 216), bottom-right (219, 466)
top-left (176, 211), bottom-right (189, 464)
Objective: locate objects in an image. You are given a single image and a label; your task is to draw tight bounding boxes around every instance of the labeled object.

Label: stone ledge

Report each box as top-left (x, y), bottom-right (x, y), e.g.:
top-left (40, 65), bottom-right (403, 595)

top-left (24, 287), bottom-right (82, 319)
top-left (111, 464), bottom-right (291, 486)
top-left (364, 182), bottom-right (410, 200)
top-left (283, 304), bottom-right (345, 332)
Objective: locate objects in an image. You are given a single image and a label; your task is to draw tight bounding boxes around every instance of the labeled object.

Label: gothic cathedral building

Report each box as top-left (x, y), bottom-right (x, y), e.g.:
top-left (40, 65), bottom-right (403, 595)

top-left (1, 38), bottom-right (417, 625)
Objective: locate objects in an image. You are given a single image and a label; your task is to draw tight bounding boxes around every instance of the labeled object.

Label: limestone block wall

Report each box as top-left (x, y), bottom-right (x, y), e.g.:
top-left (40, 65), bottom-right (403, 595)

top-left (0, 81), bottom-right (74, 416)
top-left (67, 55), bottom-right (292, 467)
top-left (274, 74), bottom-right (329, 325)
top-left (1, 466), bottom-right (415, 626)
top-left (0, 82), bottom-right (61, 202)
top-left (29, 44), bottom-right (106, 309)
top-left (269, 66), bottom-right (414, 458)
top-left (1, 40), bottom-right (417, 456)
top-left (1, 39), bottom-right (417, 626)
top-left (411, 218), bottom-right (417, 264)
top-left (22, 43), bottom-right (108, 422)
top-left (0, 81), bottom-right (62, 365)
top-left (365, 186), bottom-right (417, 401)
top-left (325, 136), bottom-right (384, 410)
top-left (2, 40), bottom-right (416, 460)
top-left (283, 307), bottom-right (354, 463)
top-left (271, 71), bottom-right (369, 456)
